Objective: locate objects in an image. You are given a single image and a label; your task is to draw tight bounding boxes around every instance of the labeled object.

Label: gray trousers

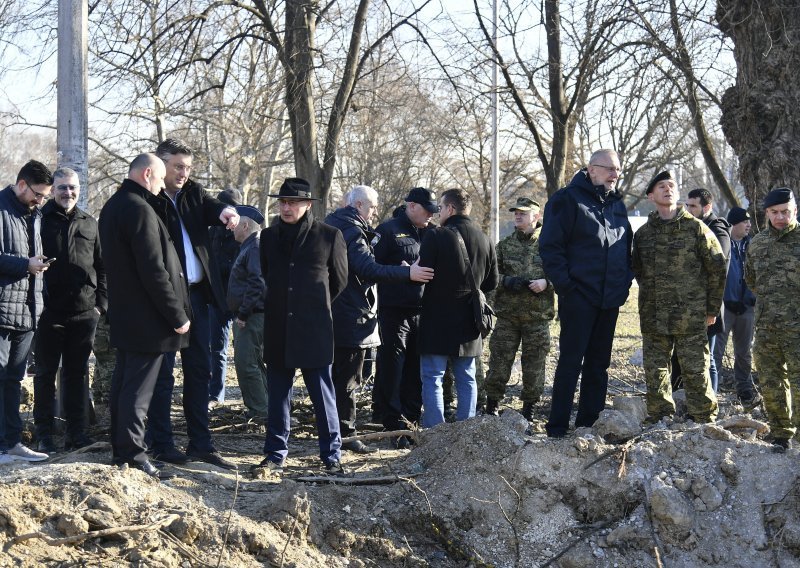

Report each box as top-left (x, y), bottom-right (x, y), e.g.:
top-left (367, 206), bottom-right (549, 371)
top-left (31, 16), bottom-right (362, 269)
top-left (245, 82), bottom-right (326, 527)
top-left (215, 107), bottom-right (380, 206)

top-left (233, 312), bottom-right (269, 418)
top-left (713, 306), bottom-right (756, 398)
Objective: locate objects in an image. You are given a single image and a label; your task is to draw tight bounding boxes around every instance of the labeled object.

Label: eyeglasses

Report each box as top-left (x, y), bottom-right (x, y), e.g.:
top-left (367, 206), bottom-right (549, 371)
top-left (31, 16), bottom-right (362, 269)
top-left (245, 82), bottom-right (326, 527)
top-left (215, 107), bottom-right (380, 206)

top-left (26, 183), bottom-right (50, 201)
top-left (56, 184), bottom-right (79, 192)
top-left (589, 163), bottom-right (622, 175)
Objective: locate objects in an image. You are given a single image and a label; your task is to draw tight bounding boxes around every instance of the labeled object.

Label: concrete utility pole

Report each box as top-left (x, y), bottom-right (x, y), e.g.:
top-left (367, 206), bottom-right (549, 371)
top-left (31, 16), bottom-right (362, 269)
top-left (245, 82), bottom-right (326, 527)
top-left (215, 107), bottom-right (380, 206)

top-left (57, 0), bottom-right (89, 210)
top-left (489, 0), bottom-right (499, 243)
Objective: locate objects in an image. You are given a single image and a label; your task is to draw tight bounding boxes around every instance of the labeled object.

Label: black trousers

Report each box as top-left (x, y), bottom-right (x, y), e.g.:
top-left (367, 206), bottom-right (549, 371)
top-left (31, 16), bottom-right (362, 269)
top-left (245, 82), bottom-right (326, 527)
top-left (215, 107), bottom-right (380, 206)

top-left (110, 350), bottom-right (164, 465)
top-left (33, 308), bottom-right (99, 438)
top-left (375, 307), bottom-right (422, 431)
top-left (546, 291), bottom-right (619, 437)
top-left (332, 346), bottom-right (367, 437)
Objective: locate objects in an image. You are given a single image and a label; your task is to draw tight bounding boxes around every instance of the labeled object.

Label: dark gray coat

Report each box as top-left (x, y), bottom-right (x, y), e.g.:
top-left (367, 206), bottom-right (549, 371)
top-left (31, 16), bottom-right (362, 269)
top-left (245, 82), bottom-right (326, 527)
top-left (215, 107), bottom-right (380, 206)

top-left (227, 232), bottom-right (264, 320)
top-left (418, 215), bottom-right (499, 357)
top-left (99, 179), bottom-right (191, 353)
top-left (0, 185), bottom-right (44, 331)
top-left (259, 211), bottom-right (348, 368)
top-left (324, 205), bottom-right (409, 348)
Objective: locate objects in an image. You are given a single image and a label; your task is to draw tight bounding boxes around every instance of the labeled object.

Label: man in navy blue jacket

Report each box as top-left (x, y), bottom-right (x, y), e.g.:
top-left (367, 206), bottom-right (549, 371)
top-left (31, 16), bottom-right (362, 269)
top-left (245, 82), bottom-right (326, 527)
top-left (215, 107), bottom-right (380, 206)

top-left (539, 149), bottom-right (633, 437)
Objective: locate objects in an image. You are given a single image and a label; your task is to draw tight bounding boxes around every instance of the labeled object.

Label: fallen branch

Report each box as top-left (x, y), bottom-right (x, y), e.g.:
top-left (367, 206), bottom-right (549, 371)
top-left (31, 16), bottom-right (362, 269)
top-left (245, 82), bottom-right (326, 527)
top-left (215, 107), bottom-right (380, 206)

top-left (294, 473), bottom-right (422, 485)
top-left (341, 429), bottom-right (417, 444)
top-left (7, 514), bottom-right (180, 548)
top-left (217, 469), bottom-right (240, 567)
top-left (717, 416), bottom-right (769, 435)
top-left (541, 520), bottom-right (611, 568)
top-left (49, 442), bottom-right (111, 463)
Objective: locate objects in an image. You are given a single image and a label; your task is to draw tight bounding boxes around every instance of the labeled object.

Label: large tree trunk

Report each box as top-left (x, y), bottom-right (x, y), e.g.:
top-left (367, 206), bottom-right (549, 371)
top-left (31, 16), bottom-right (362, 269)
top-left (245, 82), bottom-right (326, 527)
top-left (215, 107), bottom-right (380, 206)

top-left (716, 0), bottom-right (800, 216)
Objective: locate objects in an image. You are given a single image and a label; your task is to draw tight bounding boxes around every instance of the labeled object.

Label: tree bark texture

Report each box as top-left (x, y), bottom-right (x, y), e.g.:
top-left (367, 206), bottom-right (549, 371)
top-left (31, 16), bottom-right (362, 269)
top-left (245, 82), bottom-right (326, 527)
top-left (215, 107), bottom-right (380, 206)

top-left (716, 0), bottom-right (800, 209)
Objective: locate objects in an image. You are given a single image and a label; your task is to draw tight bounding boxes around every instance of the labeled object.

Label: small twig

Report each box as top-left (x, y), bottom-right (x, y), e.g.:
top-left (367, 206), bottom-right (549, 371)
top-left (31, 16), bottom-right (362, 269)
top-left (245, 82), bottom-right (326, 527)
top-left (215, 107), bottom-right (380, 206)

top-left (7, 514), bottom-right (180, 548)
top-left (278, 513), bottom-right (300, 568)
top-left (642, 481), bottom-right (668, 567)
top-left (49, 441), bottom-right (111, 463)
top-left (540, 520), bottom-right (611, 567)
top-left (217, 469), bottom-right (240, 567)
top-left (159, 528), bottom-right (215, 567)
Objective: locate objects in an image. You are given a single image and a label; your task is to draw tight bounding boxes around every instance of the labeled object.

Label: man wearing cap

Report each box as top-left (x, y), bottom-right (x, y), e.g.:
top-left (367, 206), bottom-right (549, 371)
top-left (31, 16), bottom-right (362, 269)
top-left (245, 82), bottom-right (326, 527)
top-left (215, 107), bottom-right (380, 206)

top-left (227, 205), bottom-right (268, 420)
top-left (324, 185), bottom-right (434, 453)
top-left (418, 188), bottom-right (499, 428)
top-left (254, 177), bottom-right (348, 474)
top-left (632, 170), bottom-right (726, 424)
top-left (485, 197), bottom-right (553, 421)
top-left (145, 138), bottom-right (239, 470)
top-left (676, 188), bottom-right (731, 392)
top-left (539, 149), bottom-right (633, 437)
top-left (745, 188), bottom-right (800, 451)
top-left (209, 188), bottom-right (243, 405)
top-left (372, 187), bottom-right (438, 447)
top-left (713, 207), bottom-right (761, 408)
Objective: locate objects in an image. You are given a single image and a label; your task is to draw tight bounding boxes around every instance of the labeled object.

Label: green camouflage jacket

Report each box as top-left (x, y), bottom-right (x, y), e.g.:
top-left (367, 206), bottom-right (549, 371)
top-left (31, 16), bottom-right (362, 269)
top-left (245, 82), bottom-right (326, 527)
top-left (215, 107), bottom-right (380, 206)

top-left (745, 220), bottom-right (800, 331)
top-left (493, 227), bottom-right (554, 321)
top-left (632, 206), bottom-right (727, 335)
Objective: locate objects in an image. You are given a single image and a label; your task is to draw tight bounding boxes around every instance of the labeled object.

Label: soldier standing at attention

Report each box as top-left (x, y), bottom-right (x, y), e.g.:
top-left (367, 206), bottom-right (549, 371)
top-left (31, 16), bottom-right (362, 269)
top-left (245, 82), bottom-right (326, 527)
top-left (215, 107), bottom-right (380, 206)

top-left (745, 188), bottom-right (800, 451)
top-left (485, 197), bottom-right (554, 420)
top-left (632, 170), bottom-right (727, 424)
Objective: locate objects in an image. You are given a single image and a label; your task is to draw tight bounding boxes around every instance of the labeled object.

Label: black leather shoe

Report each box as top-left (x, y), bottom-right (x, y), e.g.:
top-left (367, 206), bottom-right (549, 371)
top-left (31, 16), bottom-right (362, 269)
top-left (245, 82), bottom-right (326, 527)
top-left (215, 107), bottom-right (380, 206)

top-left (323, 460), bottom-right (345, 475)
top-left (64, 433), bottom-right (94, 451)
top-left (153, 447), bottom-right (189, 465)
top-left (37, 437), bottom-right (58, 454)
top-left (131, 460), bottom-right (177, 481)
top-left (342, 440), bottom-right (377, 454)
top-left (187, 450), bottom-right (237, 470)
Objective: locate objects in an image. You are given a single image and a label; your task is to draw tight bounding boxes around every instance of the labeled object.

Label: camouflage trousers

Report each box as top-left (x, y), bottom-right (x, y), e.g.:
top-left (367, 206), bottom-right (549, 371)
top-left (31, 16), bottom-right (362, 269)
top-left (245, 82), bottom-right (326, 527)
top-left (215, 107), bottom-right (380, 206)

top-left (485, 317), bottom-right (550, 404)
top-left (91, 318), bottom-right (116, 404)
top-left (642, 332), bottom-right (718, 422)
top-left (443, 336), bottom-right (490, 408)
top-left (753, 327), bottom-right (800, 439)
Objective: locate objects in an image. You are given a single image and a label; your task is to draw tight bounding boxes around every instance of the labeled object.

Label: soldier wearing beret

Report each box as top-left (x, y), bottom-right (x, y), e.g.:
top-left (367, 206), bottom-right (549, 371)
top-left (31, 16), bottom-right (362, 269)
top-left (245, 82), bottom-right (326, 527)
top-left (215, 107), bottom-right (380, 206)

top-left (745, 188), bottom-right (800, 451)
top-left (632, 170), bottom-right (727, 423)
top-left (227, 205), bottom-right (268, 421)
top-left (484, 197), bottom-right (554, 420)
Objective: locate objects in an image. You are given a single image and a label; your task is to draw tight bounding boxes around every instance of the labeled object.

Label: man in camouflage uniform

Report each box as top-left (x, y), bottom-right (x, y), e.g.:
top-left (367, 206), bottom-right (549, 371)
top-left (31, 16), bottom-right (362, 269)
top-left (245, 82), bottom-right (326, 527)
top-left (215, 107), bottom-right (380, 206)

top-left (745, 187), bottom-right (800, 451)
top-left (485, 197), bottom-right (554, 420)
top-left (632, 170), bottom-right (726, 423)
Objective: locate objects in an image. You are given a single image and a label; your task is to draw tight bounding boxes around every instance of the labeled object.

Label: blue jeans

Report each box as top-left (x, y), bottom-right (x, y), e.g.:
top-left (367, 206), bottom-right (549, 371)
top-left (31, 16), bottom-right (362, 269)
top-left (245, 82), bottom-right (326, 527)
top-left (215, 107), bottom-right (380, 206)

top-left (420, 354), bottom-right (476, 428)
top-left (146, 286), bottom-right (214, 454)
top-left (0, 329), bottom-right (34, 450)
top-left (263, 364), bottom-right (341, 465)
top-left (208, 303), bottom-right (233, 402)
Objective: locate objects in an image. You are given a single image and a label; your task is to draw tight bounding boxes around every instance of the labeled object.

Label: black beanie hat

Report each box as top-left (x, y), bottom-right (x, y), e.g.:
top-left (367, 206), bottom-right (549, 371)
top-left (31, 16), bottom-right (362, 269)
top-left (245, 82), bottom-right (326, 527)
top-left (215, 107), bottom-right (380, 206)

top-left (762, 187), bottom-right (795, 209)
top-left (646, 170), bottom-right (675, 195)
top-left (727, 207), bottom-right (750, 225)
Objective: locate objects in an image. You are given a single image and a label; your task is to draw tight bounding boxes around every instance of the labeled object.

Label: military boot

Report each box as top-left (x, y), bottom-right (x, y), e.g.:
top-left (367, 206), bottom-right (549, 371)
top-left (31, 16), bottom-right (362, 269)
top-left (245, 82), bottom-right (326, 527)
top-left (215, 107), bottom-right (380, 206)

top-left (485, 397), bottom-right (500, 416)
top-left (521, 402), bottom-right (534, 422)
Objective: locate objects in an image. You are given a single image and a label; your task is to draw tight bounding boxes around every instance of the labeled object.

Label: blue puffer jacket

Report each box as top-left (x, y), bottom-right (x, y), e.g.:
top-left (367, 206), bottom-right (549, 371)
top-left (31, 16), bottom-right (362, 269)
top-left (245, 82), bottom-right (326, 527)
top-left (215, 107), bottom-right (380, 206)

top-left (539, 170), bottom-right (633, 309)
top-left (0, 185), bottom-right (44, 330)
top-left (324, 206), bottom-right (410, 348)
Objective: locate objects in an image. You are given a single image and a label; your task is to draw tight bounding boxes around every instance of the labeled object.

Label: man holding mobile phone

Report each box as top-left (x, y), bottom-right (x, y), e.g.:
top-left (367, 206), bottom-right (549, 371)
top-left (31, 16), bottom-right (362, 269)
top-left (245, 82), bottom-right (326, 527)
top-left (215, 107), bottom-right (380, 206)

top-left (33, 167), bottom-right (107, 453)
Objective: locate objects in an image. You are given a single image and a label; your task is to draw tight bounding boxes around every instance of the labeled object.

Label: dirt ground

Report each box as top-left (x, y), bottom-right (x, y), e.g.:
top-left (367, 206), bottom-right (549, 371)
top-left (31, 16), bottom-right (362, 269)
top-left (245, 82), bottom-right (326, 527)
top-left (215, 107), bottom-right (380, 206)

top-left (2, 288), bottom-right (799, 567)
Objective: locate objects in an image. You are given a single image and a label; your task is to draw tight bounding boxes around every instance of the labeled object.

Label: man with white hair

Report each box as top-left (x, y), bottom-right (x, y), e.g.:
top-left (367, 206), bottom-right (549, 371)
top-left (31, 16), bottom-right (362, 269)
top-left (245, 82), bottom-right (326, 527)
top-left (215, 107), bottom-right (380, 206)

top-left (324, 185), bottom-right (433, 453)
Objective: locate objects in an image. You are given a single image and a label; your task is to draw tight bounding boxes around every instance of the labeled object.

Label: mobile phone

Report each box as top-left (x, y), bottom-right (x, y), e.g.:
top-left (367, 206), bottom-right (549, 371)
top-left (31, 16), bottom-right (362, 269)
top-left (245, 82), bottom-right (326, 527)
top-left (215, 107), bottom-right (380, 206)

top-left (44, 258), bottom-right (56, 265)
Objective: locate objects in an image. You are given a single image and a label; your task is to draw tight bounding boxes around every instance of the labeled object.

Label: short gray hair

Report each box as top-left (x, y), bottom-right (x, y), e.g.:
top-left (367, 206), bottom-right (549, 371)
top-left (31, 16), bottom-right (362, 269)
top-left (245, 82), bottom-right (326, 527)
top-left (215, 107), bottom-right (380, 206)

top-left (346, 185), bottom-right (378, 207)
top-left (53, 167), bottom-right (79, 181)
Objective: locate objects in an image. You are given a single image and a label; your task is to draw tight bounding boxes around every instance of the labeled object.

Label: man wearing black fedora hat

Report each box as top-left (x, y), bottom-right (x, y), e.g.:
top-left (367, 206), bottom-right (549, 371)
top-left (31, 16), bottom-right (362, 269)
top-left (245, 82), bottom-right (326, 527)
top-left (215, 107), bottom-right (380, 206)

top-left (254, 177), bottom-right (348, 474)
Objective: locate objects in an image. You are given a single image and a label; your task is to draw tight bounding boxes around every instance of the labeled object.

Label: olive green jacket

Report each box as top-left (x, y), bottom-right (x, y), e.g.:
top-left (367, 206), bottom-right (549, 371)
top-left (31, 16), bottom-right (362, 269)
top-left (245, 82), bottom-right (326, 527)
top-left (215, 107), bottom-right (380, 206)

top-left (493, 227), bottom-right (554, 321)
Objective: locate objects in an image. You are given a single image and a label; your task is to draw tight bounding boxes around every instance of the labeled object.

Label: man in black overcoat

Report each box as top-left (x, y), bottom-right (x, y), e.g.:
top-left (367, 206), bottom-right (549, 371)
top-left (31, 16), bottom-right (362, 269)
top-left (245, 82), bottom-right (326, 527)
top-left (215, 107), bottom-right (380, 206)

top-left (145, 139), bottom-right (239, 470)
top-left (253, 178), bottom-right (348, 475)
top-left (418, 188), bottom-right (498, 428)
top-left (99, 153), bottom-right (191, 480)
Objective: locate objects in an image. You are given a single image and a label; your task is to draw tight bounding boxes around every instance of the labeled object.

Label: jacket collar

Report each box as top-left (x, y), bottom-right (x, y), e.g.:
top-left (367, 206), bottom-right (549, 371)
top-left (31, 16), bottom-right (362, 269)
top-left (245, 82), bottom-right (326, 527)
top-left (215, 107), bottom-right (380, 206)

top-left (41, 199), bottom-right (86, 220)
top-left (120, 178), bottom-right (153, 200)
top-left (1, 185), bottom-right (41, 217)
top-left (570, 169), bottom-right (622, 203)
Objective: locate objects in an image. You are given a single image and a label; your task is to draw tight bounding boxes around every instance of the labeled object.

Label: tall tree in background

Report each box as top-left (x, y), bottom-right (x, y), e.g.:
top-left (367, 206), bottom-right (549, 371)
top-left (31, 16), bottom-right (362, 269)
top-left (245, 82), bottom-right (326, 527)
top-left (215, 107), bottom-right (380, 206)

top-left (716, 0), bottom-right (800, 213)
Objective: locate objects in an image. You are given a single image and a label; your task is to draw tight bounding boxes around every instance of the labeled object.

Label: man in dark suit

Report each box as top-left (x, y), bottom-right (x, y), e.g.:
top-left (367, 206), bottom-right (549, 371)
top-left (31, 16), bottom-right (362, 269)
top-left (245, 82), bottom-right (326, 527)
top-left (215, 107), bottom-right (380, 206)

top-left (99, 153), bottom-right (191, 480)
top-left (418, 188), bottom-right (499, 428)
top-left (145, 138), bottom-right (238, 470)
top-left (253, 178), bottom-right (348, 475)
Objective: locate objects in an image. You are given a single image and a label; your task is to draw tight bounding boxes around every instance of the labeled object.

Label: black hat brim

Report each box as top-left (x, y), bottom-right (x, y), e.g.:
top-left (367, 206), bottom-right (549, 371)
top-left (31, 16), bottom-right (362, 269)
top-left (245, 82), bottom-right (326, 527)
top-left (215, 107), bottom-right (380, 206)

top-left (267, 194), bottom-right (319, 201)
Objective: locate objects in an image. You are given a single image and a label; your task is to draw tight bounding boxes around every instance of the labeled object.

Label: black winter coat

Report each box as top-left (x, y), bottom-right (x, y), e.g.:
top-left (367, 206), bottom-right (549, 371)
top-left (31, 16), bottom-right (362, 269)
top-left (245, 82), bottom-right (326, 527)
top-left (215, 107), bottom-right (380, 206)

top-left (0, 185), bottom-right (43, 331)
top-left (259, 211), bottom-right (348, 368)
top-left (148, 179), bottom-right (228, 310)
top-left (373, 207), bottom-right (429, 309)
top-left (418, 215), bottom-right (499, 357)
top-left (41, 200), bottom-right (107, 314)
top-left (209, 224), bottom-right (240, 298)
top-left (702, 211), bottom-right (732, 335)
top-left (324, 206), bottom-right (410, 348)
top-left (99, 179), bottom-right (191, 353)
top-left (227, 232), bottom-right (264, 320)
top-left (539, 169), bottom-right (633, 309)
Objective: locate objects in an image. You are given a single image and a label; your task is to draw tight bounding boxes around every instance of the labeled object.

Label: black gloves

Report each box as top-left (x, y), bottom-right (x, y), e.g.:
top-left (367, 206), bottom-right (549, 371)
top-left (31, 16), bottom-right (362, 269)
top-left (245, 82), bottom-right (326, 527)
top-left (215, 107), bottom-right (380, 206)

top-left (503, 276), bottom-right (529, 292)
